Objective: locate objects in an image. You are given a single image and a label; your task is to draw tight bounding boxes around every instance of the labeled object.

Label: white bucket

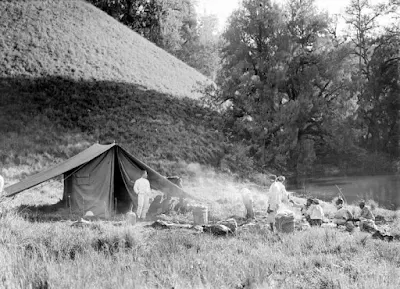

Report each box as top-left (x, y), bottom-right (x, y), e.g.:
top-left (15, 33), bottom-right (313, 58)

top-left (126, 212), bottom-right (137, 226)
top-left (193, 206), bottom-right (208, 225)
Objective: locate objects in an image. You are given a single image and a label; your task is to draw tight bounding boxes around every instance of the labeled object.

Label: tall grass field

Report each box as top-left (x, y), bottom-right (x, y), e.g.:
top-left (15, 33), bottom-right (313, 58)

top-left (1, 167), bottom-right (400, 289)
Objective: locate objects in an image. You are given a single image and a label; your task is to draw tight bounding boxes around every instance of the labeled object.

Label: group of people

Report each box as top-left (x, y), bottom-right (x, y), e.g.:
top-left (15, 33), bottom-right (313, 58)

top-left (265, 174), bottom-right (377, 233)
top-left (132, 170), bottom-right (188, 221)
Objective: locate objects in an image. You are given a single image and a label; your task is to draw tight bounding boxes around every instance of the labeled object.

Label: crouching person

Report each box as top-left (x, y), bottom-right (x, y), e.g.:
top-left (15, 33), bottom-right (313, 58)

top-left (308, 199), bottom-right (324, 226)
top-left (358, 201), bottom-right (377, 233)
top-left (333, 198), bottom-right (355, 231)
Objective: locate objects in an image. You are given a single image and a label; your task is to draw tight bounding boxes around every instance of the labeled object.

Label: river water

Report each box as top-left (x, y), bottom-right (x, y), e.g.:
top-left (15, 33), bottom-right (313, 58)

top-left (287, 174), bottom-right (400, 210)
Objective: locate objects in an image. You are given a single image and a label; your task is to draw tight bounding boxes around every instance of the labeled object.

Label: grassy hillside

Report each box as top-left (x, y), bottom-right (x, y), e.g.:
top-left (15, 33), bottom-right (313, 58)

top-left (0, 0), bottom-right (209, 98)
top-left (0, 76), bottom-right (226, 178)
top-left (0, 0), bottom-right (234, 183)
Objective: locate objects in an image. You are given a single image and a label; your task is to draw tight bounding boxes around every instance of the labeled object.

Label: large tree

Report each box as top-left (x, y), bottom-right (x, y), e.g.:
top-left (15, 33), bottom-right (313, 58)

top-left (344, 0), bottom-right (400, 157)
top-left (215, 0), bottom-right (351, 173)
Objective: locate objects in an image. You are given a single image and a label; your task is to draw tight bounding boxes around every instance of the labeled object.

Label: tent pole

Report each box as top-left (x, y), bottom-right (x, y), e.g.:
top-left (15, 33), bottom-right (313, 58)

top-left (68, 195), bottom-right (71, 216)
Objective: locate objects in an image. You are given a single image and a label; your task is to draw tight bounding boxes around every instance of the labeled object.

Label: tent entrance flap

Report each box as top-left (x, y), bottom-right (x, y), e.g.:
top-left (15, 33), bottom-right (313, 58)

top-left (113, 153), bottom-right (134, 214)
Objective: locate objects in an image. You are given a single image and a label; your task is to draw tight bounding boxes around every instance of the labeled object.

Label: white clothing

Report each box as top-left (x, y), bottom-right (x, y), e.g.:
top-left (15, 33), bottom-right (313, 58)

top-left (308, 204), bottom-right (324, 220)
top-left (268, 181), bottom-right (288, 210)
top-left (0, 175), bottom-right (4, 193)
top-left (133, 177), bottom-right (151, 195)
top-left (137, 194), bottom-right (150, 219)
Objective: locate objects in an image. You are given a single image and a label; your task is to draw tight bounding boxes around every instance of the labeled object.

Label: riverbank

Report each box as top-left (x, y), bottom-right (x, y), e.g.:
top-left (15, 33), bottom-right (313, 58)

top-left (1, 169), bottom-right (400, 288)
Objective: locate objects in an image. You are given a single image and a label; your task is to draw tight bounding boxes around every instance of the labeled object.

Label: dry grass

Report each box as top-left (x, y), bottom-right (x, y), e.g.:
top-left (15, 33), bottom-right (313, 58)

top-left (2, 164), bottom-right (400, 288)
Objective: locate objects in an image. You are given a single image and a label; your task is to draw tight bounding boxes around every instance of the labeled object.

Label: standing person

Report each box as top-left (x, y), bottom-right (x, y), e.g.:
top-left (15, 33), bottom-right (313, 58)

top-left (358, 201), bottom-right (376, 232)
top-left (308, 199), bottom-right (324, 226)
top-left (133, 170), bottom-right (151, 220)
top-left (267, 175), bottom-right (289, 232)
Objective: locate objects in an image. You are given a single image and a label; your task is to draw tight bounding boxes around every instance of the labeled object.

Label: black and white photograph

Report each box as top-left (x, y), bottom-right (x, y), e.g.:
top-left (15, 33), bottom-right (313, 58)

top-left (0, 0), bottom-right (399, 288)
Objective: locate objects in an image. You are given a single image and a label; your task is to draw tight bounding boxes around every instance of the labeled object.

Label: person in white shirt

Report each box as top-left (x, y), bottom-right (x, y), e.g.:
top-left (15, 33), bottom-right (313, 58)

top-left (133, 170), bottom-right (151, 220)
top-left (307, 199), bottom-right (324, 226)
top-left (267, 175), bottom-right (289, 232)
top-left (0, 174), bottom-right (4, 194)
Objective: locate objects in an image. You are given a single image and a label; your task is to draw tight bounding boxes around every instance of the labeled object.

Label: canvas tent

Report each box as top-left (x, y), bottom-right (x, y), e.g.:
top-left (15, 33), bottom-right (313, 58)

top-left (4, 143), bottom-right (194, 218)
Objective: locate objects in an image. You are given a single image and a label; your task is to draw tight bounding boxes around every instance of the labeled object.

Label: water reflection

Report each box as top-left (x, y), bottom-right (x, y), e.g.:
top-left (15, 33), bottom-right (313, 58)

top-left (287, 174), bottom-right (400, 210)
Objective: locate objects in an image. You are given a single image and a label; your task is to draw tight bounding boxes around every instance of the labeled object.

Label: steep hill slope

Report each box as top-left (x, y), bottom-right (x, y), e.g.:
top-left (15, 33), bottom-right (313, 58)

top-left (0, 0), bottom-right (232, 182)
top-left (0, 0), bottom-right (209, 98)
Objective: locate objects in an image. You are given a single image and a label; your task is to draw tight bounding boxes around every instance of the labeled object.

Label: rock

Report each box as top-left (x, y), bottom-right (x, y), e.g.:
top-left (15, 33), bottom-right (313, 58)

top-left (218, 218), bottom-right (238, 233)
top-left (203, 224), bottom-right (233, 236)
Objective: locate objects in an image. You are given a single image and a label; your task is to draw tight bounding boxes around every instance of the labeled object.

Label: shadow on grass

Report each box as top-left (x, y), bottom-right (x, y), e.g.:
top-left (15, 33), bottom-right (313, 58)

top-left (0, 75), bottom-right (225, 175)
top-left (16, 201), bottom-right (87, 222)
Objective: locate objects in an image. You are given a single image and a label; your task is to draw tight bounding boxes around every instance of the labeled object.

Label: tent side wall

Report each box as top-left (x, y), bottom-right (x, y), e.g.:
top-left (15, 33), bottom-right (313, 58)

top-left (64, 149), bottom-right (115, 218)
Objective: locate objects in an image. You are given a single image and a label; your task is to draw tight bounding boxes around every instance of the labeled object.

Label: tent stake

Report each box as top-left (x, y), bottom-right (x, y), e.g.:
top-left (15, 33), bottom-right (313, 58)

top-left (114, 198), bottom-right (117, 216)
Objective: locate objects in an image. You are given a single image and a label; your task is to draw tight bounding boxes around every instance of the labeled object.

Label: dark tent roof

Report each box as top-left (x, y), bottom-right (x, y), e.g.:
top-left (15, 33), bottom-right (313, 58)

top-left (4, 143), bottom-right (194, 200)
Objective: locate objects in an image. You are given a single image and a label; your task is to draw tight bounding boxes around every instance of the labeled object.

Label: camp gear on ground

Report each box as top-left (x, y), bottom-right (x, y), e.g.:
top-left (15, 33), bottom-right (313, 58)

top-left (71, 218), bottom-right (92, 228)
top-left (309, 219), bottom-right (322, 226)
top-left (193, 205), bottom-right (208, 225)
top-left (126, 211), bottom-right (137, 225)
top-left (150, 220), bottom-right (192, 230)
top-left (218, 218), bottom-right (238, 233)
top-left (3, 143), bottom-right (193, 218)
top-left (203, 224), bottom-right (232, 236)
top-left (275, 211), bottom-right (295, 233)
